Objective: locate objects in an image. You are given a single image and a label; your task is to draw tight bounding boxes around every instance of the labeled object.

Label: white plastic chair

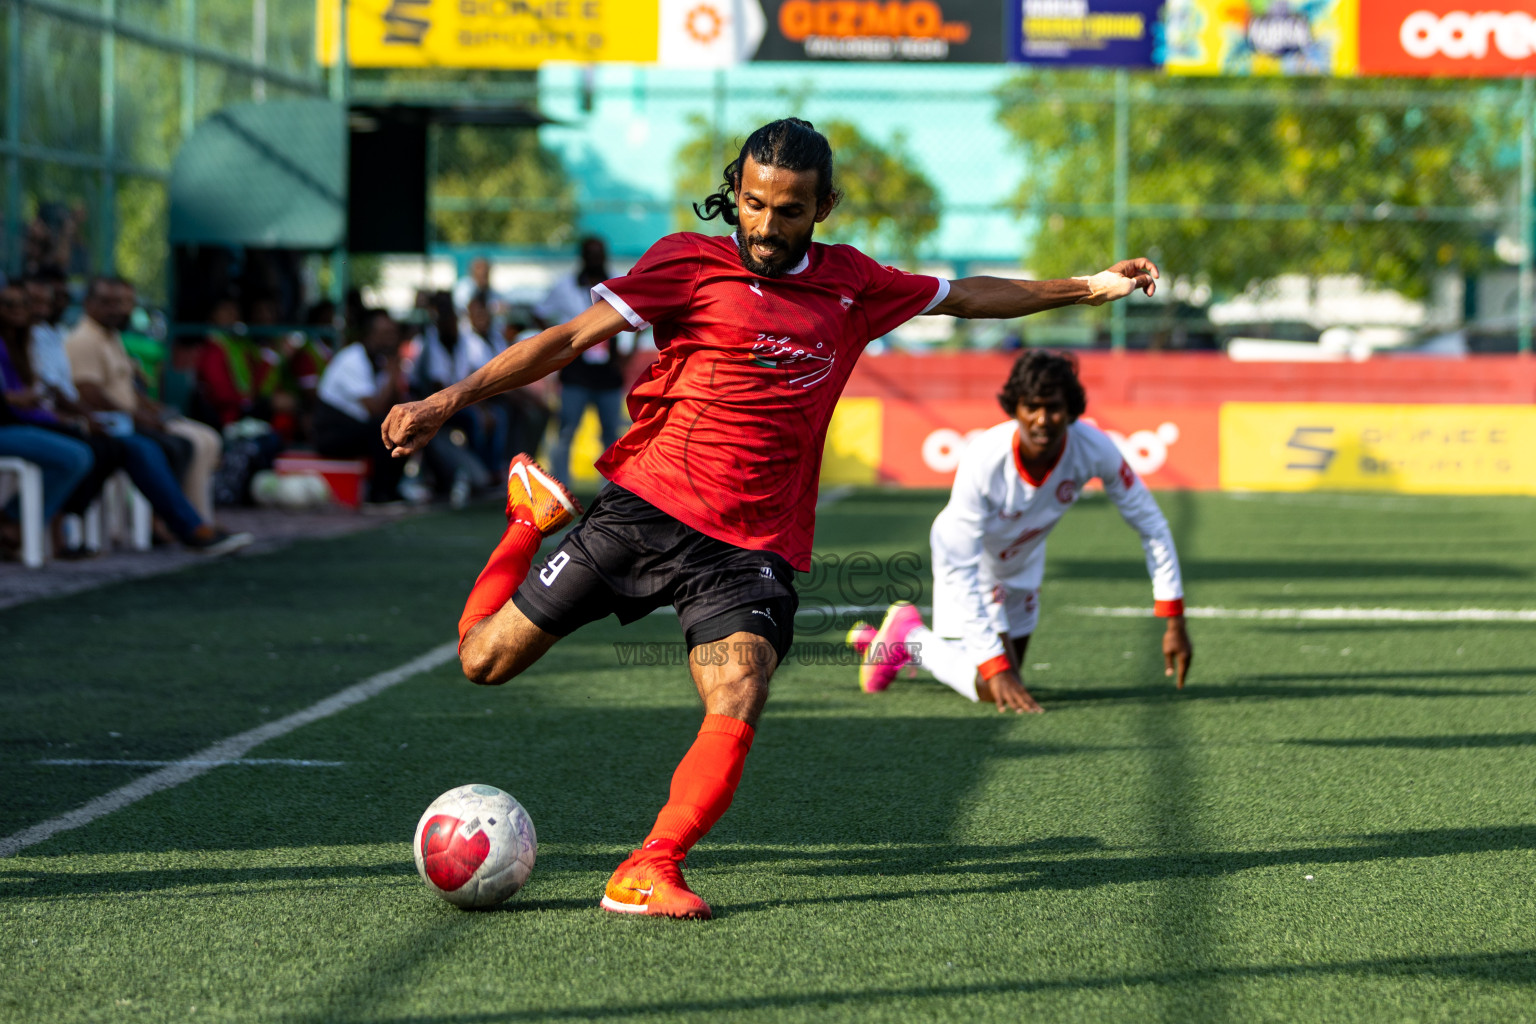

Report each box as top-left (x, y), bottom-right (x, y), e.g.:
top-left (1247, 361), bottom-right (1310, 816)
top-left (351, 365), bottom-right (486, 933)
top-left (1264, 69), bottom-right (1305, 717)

top-left (64, 471), bottom-right (153, 555)
top-left (0, 456), bottom-right (47, 568)
top-left (99, 471), bottom-right (152, 551)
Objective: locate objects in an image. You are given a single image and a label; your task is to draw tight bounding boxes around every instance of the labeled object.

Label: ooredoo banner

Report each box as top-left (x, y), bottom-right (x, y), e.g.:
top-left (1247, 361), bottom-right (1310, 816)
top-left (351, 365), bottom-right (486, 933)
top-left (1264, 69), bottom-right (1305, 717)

top-left (753, 0), bottom-right (1007, 61)
top-left (875, 399), bottom-right (1220, 489)
top-left (1358, 0), bottom-right (1536, 76)
top-left (1008, 0), bottom-right (1163, 66)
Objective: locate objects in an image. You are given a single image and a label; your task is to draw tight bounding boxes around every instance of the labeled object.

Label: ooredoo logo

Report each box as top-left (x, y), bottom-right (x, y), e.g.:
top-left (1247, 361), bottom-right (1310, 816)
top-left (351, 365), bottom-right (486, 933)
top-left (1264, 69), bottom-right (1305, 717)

top-left (1401, 9), bottom-right (1536, 58)
top-left (1360, 0), bottom-right (1536, 75)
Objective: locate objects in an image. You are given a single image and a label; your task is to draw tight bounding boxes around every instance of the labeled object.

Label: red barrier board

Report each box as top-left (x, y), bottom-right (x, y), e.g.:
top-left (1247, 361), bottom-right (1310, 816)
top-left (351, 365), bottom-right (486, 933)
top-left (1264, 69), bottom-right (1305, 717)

top-left (849, 352), bottom-right (1536, 491)
top-left (1358, 0), bottom-right (1536, 77)
top-left (845, 352), bottom-right (1536, 405)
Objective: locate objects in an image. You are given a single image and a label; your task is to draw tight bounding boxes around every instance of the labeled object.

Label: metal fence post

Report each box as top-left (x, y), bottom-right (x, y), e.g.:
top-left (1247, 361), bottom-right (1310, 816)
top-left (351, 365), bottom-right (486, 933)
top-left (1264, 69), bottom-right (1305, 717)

top-left (99, 0), bottom-right (117, 274)
top-left (6, 0), bottom-right (21, 274)
top-left (1520, 75), bottom-right (1533, 356)
top-left (252, 0), bottom-right (266, 102)
top-left (1111, 69), bottom-right (1129, 352)
top-left (328, 0), bottom-right (349, 305)
top-left (180, 0), bottom-right (197, 139)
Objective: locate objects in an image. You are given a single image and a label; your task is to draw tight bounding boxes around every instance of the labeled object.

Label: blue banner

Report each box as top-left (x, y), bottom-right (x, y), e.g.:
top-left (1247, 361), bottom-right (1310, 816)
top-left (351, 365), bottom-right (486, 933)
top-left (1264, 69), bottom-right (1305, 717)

top-left (1007, 0), bottom-right (1163, 66)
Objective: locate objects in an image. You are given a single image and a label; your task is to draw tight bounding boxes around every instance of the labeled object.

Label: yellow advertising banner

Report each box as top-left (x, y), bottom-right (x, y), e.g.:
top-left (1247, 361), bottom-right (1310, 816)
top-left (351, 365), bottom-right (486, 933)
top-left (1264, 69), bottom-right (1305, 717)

top-left (1161, 0), bottom-right (1358, 76)
top-left (316, 0), bottom-right (659, 68)
top-left (1219, 403), bottom-right (1536, 495)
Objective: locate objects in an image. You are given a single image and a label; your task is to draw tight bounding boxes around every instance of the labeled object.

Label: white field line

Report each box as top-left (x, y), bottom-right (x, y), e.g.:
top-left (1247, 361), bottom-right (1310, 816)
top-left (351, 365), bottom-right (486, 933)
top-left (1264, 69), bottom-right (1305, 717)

top-left (816, 485), bottom-right (855, 509)
top-left (34, 758), bottom-right (346, 768)
top-left (0, 640), bottom-right (457, 858)
top-left (1071, 606), bottom-right (1536, 623)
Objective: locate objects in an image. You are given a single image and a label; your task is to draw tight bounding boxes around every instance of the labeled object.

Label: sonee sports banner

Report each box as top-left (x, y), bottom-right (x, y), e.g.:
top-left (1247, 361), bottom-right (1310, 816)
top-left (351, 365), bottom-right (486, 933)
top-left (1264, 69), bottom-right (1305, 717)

top-left (316, 0), bottom-right (660, 67)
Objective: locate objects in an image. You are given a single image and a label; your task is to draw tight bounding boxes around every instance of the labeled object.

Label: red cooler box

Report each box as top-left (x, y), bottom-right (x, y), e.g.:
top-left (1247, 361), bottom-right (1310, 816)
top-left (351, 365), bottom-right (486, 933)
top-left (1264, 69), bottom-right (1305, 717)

top-left (274, 453), bottom-right (368, 509)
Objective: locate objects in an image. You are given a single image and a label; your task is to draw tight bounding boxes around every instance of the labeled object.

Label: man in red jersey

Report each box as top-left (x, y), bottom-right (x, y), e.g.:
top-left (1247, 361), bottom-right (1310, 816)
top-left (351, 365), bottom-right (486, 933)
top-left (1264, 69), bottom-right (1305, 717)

top-left (382, 118), bottom-right (1158, 920)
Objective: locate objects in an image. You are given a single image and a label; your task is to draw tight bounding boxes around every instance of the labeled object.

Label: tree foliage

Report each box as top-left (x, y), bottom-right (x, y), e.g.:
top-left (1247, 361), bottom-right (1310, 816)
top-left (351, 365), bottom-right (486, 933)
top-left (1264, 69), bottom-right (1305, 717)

top-left (997, 71), bottom-right (1519, 298)
top-left (673, 114), bottom-right (940, 267)
top-left (429, 124), bottom-right (577, 249)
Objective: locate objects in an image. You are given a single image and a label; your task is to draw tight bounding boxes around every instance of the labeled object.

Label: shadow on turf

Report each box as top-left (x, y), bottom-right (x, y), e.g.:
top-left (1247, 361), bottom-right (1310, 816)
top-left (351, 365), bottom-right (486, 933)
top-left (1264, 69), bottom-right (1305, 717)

top-left (686, 824), bottom-right (1536, 910)
top-left (348, 948), bottom-right (1536, 1022)
top-left (1049, 557), bottom-right (1529, 582)
top-left (1288, 732), bottom-right (1536, 750)
top-left (1251, 623), bottom-right (1536, 636)
top-left (1033, 677), bottom-right (1529, 705)
top-left (0, 860), bottom-right (418, 899)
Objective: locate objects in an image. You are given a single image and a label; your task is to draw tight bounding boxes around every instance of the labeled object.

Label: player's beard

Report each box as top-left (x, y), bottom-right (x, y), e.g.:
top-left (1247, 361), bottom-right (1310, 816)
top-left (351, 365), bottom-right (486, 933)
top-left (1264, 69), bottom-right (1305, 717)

top-left (737, 227), bottom-right (813, 278)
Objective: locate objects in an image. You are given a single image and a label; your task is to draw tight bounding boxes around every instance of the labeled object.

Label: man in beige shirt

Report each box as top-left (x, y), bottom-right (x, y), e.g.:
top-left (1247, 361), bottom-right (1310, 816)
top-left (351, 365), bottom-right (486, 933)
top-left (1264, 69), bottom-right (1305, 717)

top-left (66, 276), bottom-right (222, 522)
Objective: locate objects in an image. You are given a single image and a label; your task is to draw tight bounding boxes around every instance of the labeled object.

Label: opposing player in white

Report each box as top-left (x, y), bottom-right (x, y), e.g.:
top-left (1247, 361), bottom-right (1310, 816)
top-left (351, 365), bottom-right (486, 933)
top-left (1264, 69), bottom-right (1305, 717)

top-left (852, 351), bottom-right (1192, 712)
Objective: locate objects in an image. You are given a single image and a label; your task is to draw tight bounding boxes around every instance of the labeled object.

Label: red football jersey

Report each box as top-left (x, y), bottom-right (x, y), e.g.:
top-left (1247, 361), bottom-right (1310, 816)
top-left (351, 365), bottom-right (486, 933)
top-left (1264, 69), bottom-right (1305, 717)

top-left (592, 232), bottom-right (947, 570)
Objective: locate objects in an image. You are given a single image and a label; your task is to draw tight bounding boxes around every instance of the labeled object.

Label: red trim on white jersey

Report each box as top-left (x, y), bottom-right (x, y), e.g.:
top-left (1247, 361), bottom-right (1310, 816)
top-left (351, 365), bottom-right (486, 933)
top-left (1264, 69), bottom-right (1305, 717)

top-left (1011, 427), bottom-right (1068, 488)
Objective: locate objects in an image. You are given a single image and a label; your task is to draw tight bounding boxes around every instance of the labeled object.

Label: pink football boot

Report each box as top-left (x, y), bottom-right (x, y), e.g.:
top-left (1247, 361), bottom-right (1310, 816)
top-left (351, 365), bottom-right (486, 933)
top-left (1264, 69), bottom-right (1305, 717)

top-left (859, 602), bottom-right (923, 693)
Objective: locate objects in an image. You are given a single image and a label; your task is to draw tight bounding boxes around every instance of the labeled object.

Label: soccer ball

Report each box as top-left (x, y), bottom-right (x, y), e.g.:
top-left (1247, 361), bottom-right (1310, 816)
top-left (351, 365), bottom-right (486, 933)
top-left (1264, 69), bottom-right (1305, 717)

top-left (412, 784), bottom-right (537, 908)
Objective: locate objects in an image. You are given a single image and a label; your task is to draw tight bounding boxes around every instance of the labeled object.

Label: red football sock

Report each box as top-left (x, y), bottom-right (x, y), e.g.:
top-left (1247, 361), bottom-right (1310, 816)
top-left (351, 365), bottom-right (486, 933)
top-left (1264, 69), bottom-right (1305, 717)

top-left (642, 714), bottom-right (756, 857)
top-left (457, 507), bottom-right (542, 648)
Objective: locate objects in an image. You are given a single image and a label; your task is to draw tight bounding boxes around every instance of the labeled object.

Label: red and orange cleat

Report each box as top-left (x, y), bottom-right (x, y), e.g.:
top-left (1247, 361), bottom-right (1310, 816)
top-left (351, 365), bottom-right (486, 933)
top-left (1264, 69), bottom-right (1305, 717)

top-left (505, 454), bottom-right (582, 536)
top-left (858, 601), bottom-right (923, 693)
top-left (600, 847), bottom-right (712, 920)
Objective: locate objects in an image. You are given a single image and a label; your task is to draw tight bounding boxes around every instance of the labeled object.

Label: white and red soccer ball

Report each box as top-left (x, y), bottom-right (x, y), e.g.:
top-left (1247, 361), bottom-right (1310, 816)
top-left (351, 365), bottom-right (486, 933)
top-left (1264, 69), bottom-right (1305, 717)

top-left (413, 784), bottom-right (537, 908)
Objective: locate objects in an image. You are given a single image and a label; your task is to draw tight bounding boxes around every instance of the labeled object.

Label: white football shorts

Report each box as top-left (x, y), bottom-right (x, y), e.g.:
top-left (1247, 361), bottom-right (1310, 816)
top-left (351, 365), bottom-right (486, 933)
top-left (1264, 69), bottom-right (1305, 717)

top-left (931, 547), bottom-right (1045, 642)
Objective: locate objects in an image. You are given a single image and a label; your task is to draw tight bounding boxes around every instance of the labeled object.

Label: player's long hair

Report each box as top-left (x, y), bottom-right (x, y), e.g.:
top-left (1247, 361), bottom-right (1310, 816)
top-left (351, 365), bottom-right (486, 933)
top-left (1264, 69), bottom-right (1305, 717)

top-left (998, 350), bottom-right (1087, 421)
top-left (694, 118), bottom-right (842, 226)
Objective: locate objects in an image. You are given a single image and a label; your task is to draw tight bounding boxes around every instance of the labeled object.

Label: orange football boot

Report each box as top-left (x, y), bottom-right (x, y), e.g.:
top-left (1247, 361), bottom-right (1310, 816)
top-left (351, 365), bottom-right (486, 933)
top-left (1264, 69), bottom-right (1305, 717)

top-left (600, 848), bottom-right (712, 919)
top-left (505, 453), bottom-right (582, 536)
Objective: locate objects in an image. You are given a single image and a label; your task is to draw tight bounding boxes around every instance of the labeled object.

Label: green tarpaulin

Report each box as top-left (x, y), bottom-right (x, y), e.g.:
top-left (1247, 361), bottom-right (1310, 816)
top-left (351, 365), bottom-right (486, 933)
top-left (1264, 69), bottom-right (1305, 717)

top-left (169, 99), bottom-right (345, 249)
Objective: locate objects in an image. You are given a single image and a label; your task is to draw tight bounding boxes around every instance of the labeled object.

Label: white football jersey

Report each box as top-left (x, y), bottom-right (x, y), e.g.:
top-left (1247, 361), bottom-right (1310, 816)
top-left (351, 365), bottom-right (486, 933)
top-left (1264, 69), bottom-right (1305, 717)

top-left (930, 418), bottom-right (1184, 666)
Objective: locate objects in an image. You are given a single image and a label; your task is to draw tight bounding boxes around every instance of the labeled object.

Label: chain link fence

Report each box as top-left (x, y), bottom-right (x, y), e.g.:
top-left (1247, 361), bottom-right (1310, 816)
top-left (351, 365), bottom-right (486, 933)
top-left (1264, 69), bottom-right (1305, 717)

top-left (430, 70), bottom-right (1533, 353)
top-left (3, 2), bottom-right (1531, 355)
top-left (0, 0), bottom-right (324, 304)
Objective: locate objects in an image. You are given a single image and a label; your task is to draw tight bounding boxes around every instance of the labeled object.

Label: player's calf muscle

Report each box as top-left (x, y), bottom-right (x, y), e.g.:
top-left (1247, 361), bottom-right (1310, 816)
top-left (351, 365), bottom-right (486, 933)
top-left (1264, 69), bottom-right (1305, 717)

top-left (691, 632), bottom-right (778, 724)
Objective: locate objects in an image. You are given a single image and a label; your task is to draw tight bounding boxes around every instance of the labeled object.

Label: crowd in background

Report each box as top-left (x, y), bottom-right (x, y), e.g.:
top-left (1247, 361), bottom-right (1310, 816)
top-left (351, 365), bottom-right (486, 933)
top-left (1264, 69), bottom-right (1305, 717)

top-left (0, 236), bottom-right (643, 563)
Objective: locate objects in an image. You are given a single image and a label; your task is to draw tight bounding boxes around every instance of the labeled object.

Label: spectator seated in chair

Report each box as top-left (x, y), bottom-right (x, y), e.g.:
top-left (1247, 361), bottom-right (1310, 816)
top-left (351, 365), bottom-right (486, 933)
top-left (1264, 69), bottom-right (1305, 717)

top-left (65, 275), bottom-right (224, 525)
top-left (314, 308), bottom-right (408, 507)
top-left (0, 280), bottom-right (250, 556)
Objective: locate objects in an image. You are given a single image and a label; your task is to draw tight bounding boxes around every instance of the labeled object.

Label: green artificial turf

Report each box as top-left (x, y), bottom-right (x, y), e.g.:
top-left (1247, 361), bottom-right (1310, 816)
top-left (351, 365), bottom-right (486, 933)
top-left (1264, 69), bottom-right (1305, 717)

top-left (3, 490), bottom-right (1535, 1023)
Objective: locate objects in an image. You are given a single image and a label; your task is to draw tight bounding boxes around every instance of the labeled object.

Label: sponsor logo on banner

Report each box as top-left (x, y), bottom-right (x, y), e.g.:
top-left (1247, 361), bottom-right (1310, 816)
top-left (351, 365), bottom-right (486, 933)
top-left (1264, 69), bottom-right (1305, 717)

top-left (659, 0), bottom-right (768, 65)
top-left (1160, 0), bottom-right (1359, 75)
top-left (1218, 403), bottom-right (1536, 494)
top-left (1009, 0), bottom-right (1162, 65)
top-left (316, 0), bottom-right (659, 68)
top-left (880, 401), bottom-right (1217, 489)
top-left (754, 0), bottom-right (1007, 61)
top-left (1359, 0), bottom-right (1536, 76)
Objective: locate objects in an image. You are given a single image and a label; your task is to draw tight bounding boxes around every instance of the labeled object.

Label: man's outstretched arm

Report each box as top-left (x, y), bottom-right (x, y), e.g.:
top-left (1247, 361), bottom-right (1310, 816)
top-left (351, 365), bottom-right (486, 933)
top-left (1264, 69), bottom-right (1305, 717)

top-left (382, 300), bottom-right (630, 457)
top-left (930, 259), bottom-right (1159, 319)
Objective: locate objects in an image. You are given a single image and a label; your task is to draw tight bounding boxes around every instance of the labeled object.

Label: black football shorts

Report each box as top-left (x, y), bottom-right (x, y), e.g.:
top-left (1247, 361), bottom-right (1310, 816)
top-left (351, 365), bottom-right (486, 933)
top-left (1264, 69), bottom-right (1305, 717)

top-left (511, 483), bottom-right (798, 661)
